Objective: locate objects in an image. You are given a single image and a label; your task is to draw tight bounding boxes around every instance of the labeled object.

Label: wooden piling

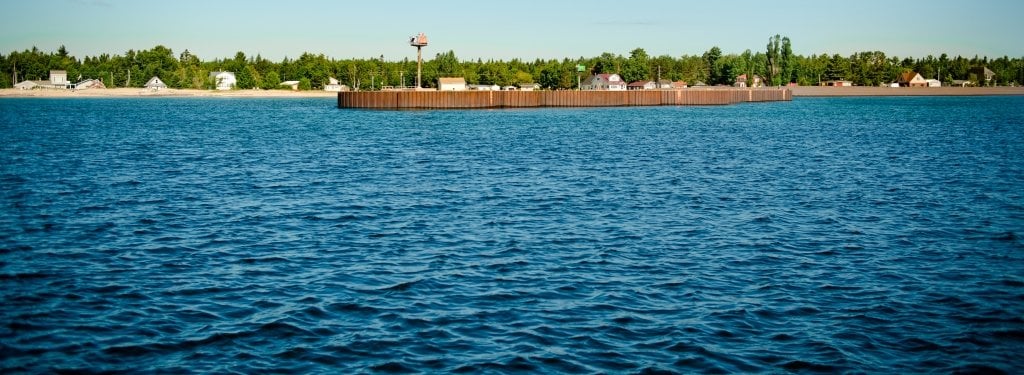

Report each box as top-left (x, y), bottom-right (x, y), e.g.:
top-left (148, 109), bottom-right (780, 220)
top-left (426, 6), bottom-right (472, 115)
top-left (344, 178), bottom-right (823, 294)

top-left (338, 88), bottom-right (791, 109)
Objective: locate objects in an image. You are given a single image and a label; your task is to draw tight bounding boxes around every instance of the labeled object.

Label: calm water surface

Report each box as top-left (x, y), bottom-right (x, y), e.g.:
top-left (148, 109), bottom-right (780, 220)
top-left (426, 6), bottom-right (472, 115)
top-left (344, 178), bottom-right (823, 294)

top-left (1, 97), bottom-right (1023, 373)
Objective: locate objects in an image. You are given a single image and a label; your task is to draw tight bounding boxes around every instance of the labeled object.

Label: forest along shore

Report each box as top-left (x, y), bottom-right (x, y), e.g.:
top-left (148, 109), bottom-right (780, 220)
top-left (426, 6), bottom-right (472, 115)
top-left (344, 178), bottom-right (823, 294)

top-left (790, 86), bottom-right (1024, 96)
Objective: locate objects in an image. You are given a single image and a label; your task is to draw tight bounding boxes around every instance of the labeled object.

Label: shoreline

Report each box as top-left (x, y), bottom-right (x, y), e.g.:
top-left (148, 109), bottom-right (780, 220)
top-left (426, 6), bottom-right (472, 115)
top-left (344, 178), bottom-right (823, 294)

top-left (790, 86), bottom-right (1024, 97)
top-left (3, 86), bottom-right (1023, 99)
top-left (0, 88), bottom-right (338, 98)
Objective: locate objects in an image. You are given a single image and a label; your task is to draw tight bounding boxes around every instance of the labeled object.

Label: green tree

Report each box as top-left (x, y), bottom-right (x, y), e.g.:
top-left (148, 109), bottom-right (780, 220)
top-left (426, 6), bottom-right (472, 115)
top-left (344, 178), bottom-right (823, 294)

top-left (702, 47), bottom-right (722, 84)
top-left (298, 77), bottom-right (311, 90)
top-left (262, 70), bottom-right (280, 89)
top-left (780, 36), bottom-right (793, 85)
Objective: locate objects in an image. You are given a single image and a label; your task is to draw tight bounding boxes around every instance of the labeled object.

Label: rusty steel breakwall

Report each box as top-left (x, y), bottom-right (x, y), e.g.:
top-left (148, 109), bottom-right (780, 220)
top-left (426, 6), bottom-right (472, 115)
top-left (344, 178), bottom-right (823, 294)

top-left (338, 89), bottom-right (791, 109)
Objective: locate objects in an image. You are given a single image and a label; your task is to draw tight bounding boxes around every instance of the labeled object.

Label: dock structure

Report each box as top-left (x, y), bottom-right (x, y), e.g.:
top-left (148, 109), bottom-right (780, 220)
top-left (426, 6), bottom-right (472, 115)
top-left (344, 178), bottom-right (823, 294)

top-left (338, 88), bottom-right (791, 109)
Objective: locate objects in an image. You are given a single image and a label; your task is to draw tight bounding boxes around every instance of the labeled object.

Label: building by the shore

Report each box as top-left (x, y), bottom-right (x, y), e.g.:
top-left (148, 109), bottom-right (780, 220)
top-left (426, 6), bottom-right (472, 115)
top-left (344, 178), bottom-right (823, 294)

top-left (144, 76), bottom-right (167, 90)
top-left (438, 77), bottom-right (467, 91)
top-left (209, 71), bottom-right (236, 90)
top-left (14, 70), bottom-right (71, 90)
top-left (898, 72), bottom-right (927, 87)
top-left (324, 77), bottom-right (348, 92)
top-left (627, 80), bottom-right (656, 90)
top-left (581, 74), bottom-right (626, 90)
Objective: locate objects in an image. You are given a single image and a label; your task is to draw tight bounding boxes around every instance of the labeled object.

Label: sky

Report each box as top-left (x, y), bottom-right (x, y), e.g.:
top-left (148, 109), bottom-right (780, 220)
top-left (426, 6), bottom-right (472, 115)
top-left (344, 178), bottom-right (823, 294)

top-left (2, 0), bottom-right (1021, 62)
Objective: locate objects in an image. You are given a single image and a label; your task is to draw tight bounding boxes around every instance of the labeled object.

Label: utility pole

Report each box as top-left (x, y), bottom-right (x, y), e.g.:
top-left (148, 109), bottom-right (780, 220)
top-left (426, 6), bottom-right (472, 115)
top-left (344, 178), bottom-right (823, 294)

top-left (126, 69), bottom-right (131, 87)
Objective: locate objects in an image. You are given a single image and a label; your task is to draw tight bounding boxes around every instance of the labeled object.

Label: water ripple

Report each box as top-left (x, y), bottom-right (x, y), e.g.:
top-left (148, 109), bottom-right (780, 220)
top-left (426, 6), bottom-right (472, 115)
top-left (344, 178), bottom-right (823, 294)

top-left (1, 97), bottom-right (1023, 372)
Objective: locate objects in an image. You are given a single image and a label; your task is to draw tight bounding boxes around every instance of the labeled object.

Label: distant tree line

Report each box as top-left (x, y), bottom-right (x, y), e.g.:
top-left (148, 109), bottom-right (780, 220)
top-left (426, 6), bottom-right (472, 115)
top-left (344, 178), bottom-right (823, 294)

top-left (2, 37), bottom-right (1022, 90)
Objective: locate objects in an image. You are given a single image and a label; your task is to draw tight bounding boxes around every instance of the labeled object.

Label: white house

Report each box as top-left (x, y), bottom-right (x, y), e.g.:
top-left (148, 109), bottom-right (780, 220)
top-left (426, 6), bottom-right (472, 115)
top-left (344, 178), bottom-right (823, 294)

top-left (519, 83), bottom-right (539, 91)
top-left (209, 71), bottom-right (236, 90)
top-left (468, 83), bottom-right (500, 91)
top-left (580, 74), bottom-right (626, 90)
top-left (324, 77), bottom-right (348, 92)
top-left (280, 80), bottom-right (300, 90)
top-left (926, 79), bottom-right (941, 87)
top-left (627, 80), bottom-right (657, 90)
top-left (438, 77), bottom-right (467, 91)
top-left (14, 80), bottom-right (42, 90)
top-left (50, 70), bottom-right (68, 88)
top-left (144, 76), bottom-right (167, 90)
top-left (657, 79), bottom-right (673, 89)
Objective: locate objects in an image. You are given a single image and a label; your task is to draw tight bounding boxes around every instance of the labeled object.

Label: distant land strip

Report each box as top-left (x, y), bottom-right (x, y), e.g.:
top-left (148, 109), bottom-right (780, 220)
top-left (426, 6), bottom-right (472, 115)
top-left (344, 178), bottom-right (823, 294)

top-left (790, 86), bottom-right (1024, 96)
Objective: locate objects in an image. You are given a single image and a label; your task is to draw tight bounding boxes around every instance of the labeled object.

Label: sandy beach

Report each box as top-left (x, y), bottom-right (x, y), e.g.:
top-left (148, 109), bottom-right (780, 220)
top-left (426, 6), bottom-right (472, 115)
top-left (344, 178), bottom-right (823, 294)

top-left (790, 86), bottom-right (1024, 97)
top-left (0, 88), bottom-right (339, 98)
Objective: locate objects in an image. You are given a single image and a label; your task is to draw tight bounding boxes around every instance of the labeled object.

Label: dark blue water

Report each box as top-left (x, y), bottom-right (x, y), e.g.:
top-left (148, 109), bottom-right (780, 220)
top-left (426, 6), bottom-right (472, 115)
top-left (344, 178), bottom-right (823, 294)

top-left (1, 97), bottom-right (1023, 373)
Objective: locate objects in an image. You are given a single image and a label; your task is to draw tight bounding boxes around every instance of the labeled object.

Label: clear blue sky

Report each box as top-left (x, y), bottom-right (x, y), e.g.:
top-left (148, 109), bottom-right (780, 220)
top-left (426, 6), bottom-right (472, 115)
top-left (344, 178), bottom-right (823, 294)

top-left (2, 0), bottom-right (1021, 61)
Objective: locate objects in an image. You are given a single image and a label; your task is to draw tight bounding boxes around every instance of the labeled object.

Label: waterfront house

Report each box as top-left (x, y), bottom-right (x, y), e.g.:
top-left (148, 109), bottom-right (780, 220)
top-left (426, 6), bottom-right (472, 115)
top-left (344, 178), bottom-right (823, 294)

top-left (209, 71), bottom-right (236, 90)
top-left (280, 81), bottom-right (300, 90)
top-left (75, 79), bottom-right (106, 90)
top-left (898, 72), bottom-right (927, 87)
top-left (734, 74), bottom-right (764, 88)
top-left (144, 76), bottom-right (167, 90)
top-left (823, 80), bottom-right (853, 87)
top-left (672, 81), bottom-right (688, 89)
top-left (581, 74), bottom-right (626, 90)
top-left (970, 67), bottom-right (995, 86)
top-left (518, 83), bottom-right (540, 91)
top-left (50, 70), bottom-right (68, 88)
top-left (14, 80), bottom-right (43, 90)
top-left (926, 79), bottom-right (941, 87)
top-left (657, 79), bottom-right (673, 89)
top-left (324, 77), bottom-right (348, 92)
top-left (438, 77), bottom-right (467, 91)
top-left (468, 84), bottom-right (500, 91)
top-left (627, 80), bottom-right (656, 90)
top-left (951, 79), bottom-right (973, 87)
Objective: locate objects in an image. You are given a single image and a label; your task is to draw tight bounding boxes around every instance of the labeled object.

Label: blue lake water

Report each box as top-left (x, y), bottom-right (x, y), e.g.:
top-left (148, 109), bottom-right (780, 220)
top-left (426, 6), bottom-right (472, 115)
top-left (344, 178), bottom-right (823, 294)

top-left (1, 96), bottom-right (1023, 373)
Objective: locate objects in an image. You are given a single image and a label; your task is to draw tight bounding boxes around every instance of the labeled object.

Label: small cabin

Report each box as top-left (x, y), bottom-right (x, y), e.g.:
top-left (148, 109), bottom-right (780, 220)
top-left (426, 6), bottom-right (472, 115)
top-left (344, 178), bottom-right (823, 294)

top-left (438, 77), bottom-right (467, 91)
top-left (144, 76), bottom-right (167, 90)
top-left (280, 80), bottom-right (300, 90)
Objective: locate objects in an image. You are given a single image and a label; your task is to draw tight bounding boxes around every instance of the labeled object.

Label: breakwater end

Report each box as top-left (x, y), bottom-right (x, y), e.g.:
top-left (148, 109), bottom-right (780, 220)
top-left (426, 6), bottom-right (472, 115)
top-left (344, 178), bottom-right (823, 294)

top-left (338, 88), bottom-right (791, 109)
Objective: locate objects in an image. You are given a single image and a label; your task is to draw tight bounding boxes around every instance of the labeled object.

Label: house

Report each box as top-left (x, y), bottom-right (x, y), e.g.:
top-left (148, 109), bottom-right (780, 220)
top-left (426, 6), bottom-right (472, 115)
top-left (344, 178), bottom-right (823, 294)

top-left (734, 74), bottom-right (764, 88)
top-left (144, 76), bottom-right (167, 90)
top-left (627, 80), bottom-right (656, 90)
top-left (209, 71), bottom-right (236, 90)
top-left (75, 79), bottom-right (106, 90)
top-left (280, 80), bottom-right (300, 90)
top-left (824, 80), bottom-right (853, 87)
top-left (672, 81), bottom-right (688, 89)
top-left (970, 67), bottom-right (996, 86)
top-left (656, 79), bottom-right (673, 89)
top-left (50, 70), bottom-right (68, 88)
top-left (518, 83), bottom-right (540, 91)
top-left (926, 79), bottom-right (941, 87)
top-left (580, 73), bottom-right (626, 90)
top-left (898, 71), bottom-right (927, 87)
top-left (691, 81), bottom-right (707, 87)
top-left (501, 85), bottom-right (517, 91)
top-left (14, 80), bottom-right (43, 90)
top-left (468, 84), bottom-right (500, 91)
top-left (324, 77), bottom-right (348, 92)
top-left (951, 79), bottom-right (973, 87)
top-left (438, 77), bottom-right (467, 91)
